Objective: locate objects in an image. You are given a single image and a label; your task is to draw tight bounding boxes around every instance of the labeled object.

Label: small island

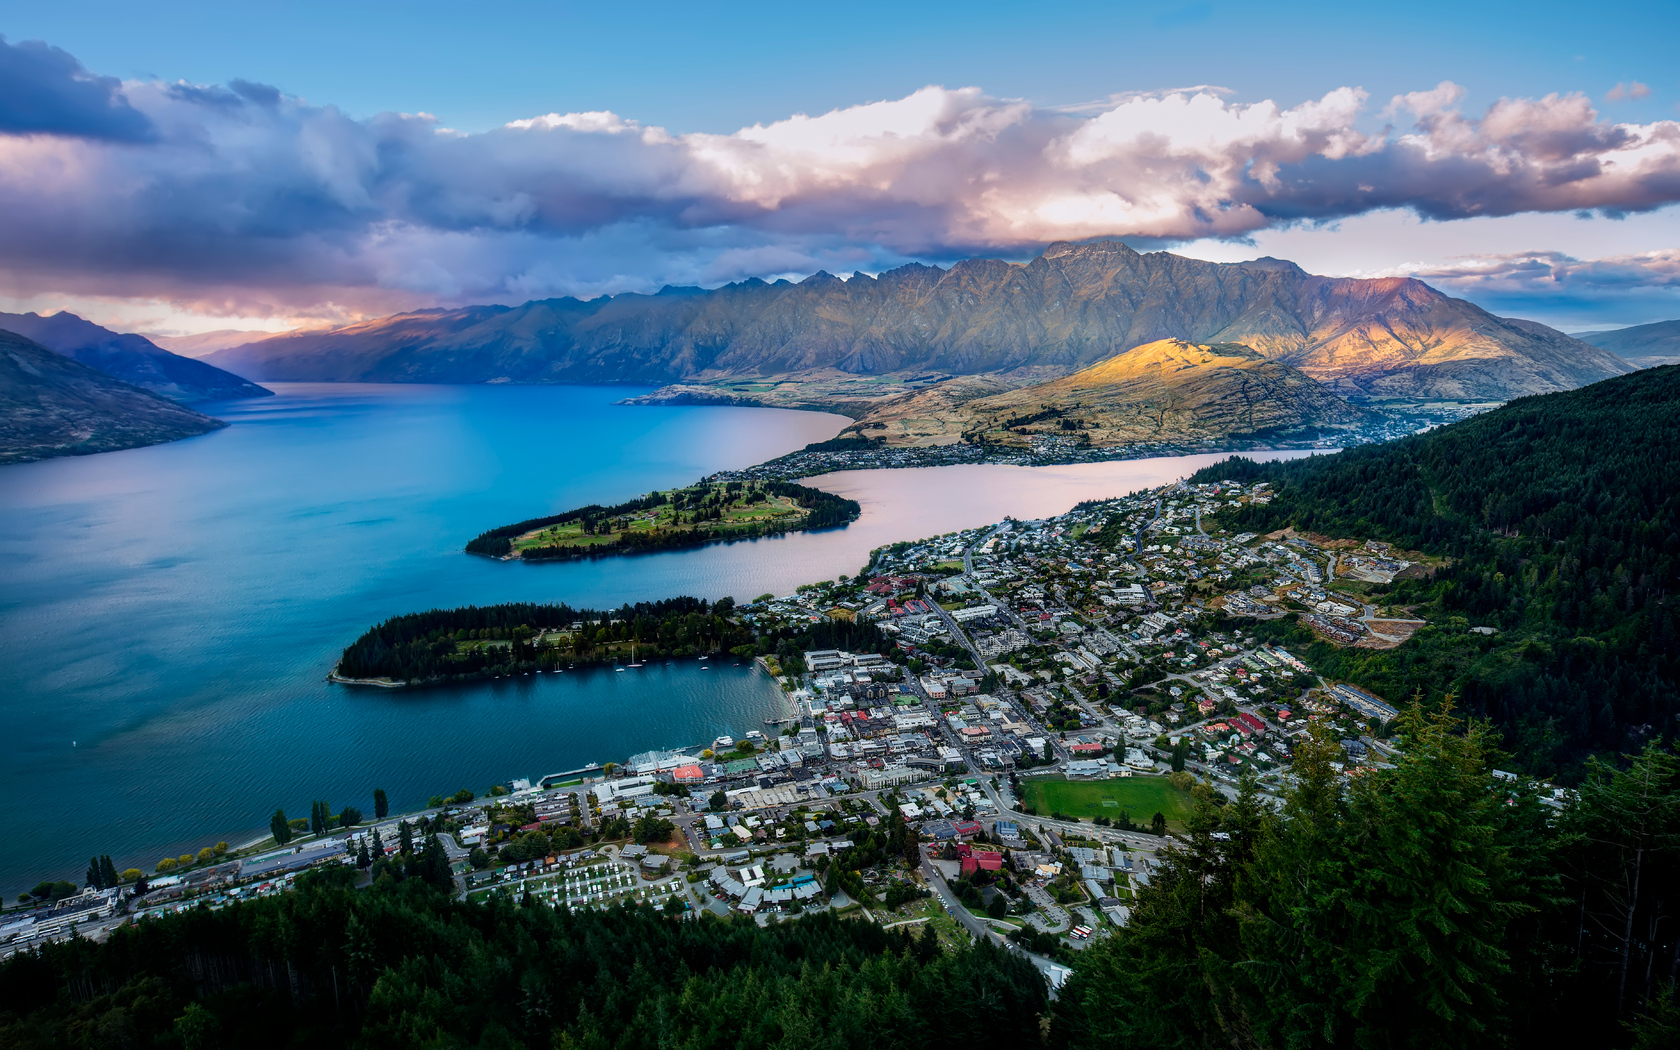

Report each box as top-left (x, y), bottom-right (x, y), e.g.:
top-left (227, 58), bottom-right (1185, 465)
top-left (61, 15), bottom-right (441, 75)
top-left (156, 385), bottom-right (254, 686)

top-left (465, 480), bottom-right (860, 561)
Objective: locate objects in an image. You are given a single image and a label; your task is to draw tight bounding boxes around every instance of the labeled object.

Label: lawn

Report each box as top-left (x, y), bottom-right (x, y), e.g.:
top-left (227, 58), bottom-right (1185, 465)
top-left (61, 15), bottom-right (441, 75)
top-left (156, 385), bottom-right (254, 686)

top-left (1021, 775), bottom-right (1197, 828)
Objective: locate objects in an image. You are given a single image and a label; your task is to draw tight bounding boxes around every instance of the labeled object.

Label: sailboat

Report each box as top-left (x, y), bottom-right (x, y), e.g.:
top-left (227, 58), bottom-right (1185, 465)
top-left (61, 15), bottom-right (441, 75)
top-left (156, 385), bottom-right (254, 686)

top-left (626, 642), bottom-right (644, 668)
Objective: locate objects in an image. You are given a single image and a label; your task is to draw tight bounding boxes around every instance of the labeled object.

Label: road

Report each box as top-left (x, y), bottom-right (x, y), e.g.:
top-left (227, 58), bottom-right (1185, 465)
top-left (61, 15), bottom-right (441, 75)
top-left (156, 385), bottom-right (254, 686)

top-left (920, 853), bottom-right (1069, 990)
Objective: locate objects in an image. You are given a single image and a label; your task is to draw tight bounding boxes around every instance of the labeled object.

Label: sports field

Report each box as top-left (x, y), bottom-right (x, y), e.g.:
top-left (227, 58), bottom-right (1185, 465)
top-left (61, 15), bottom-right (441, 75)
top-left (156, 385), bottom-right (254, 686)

top-left (1020, 775), bottom-right (1197, 828)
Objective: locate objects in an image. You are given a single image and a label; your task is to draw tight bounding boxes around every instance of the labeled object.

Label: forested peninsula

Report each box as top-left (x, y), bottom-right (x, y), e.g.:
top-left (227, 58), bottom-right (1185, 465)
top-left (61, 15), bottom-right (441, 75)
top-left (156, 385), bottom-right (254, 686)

top-left (465, 480), bottom-right (860, 561)
top-left (1190, 364), bottom-right (1680, 776)
top-left (333, 596), bottom-right (897, 685)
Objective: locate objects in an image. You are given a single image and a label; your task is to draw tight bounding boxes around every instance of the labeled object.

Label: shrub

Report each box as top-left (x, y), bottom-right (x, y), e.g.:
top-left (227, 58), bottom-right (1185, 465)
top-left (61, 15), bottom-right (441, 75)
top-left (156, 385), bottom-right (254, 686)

top-left (197, 847), bottom-right (214, 864)
top-left (156, 857), bottom-right (178, 872)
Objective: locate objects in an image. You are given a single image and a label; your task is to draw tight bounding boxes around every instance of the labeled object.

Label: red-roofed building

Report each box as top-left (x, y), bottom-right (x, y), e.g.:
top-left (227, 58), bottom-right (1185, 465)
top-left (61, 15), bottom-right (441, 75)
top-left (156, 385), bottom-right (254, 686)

top-left (1069, 742), bottom-right (1106, 754)
top-left (952, 820), bottom-right (982, 838)
top-left (1237, 713), bottom-right (1267, 736)
top-left (673, 764), bottom-right (704, 784)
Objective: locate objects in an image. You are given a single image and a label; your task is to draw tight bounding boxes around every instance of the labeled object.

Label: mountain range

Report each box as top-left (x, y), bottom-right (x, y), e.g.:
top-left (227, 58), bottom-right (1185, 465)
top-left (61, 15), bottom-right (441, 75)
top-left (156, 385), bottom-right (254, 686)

top-left (207, 241), bottom-right (1631, 406)
top-left (0, 311), bottom-right (271, 403)
top-left (0, 330), bottom-right (227, 464)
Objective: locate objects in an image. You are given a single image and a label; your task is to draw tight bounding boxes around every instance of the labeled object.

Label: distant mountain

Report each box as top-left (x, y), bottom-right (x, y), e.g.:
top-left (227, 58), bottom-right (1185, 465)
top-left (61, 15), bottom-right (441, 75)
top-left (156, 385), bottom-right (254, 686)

top-left (147, 328), bottom-right (288, 358)
top-left (0, 312), bottom-right (271, 402)
top-left (1577, 319), bottom-right (1680, 369)
top-left (206, 241), bottom-right (1629, 403)
top-left (840, 339), bottom-right (1373, 447)
top-left (0, 329), bottom-right (226, 464)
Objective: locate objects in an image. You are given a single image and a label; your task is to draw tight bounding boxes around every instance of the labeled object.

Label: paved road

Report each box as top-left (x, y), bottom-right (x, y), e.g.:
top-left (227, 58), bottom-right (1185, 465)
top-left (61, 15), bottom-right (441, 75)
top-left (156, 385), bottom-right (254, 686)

top-left (920, 854), bottom-right (1067, 990)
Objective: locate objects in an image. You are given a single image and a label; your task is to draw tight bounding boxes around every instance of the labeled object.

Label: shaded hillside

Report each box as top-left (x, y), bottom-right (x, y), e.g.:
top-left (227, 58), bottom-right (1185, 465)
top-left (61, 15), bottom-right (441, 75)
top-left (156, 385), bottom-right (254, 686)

top-left (1192, 365), bottom-right (1680, 774)
top-left (844, 339), bottom-right (1372, 447)
top-left (0, 311), bottom-right (271, 402)
top-left (207, 242), bottom-right (1628, 401)
top-left (0, 330), bottom-right (226, 464)
top-left (1578, 317), bottom-right (1680, 369)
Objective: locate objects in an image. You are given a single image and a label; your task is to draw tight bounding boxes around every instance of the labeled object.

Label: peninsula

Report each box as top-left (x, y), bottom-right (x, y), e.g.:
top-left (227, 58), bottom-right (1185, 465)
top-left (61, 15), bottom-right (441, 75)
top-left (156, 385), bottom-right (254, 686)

top-left (464, 479), bottom-right (860, 561)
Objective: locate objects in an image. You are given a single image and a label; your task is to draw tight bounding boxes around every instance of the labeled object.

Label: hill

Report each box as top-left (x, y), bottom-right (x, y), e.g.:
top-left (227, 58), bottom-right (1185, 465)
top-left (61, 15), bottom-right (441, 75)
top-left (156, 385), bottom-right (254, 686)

top-left (1191, 364), bottom-right (1680, 774)
top-left (206, 242), bottom-right (1628, 404)
top-left (0, 311), bottom-right (271, 403)
top-left (0, 329), bottom-right (227, 464)
top-left (1578, 317), bottom-right (1680, 369)
top-left (840, 339), bottom-right (1373, 447)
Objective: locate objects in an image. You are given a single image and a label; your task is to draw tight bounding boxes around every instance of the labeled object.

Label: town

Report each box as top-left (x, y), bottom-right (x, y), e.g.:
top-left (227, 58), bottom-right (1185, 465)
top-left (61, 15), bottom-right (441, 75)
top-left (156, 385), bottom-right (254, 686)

top-left (0, 475), bottom-right (1567, 979)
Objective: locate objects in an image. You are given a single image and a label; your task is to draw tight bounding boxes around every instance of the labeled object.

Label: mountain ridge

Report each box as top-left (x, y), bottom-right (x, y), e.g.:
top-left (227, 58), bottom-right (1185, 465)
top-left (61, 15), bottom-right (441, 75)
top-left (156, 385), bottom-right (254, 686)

top-left (0, 330), bottom-right (227, 464)
top-left (0, 311), bottom-right (271, 403)
top-left (840, 339), bottom-right (1374, 447)
top-left (1577, 318), bottom-right (1680, 369)
top-left (206, 241), bottom-right (1630, 404)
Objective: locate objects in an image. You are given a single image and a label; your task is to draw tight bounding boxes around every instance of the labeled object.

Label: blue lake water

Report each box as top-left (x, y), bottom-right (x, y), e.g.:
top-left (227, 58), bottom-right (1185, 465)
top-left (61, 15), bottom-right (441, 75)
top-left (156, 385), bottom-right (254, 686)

top-left (0, 382), bottom-right (1315, 888)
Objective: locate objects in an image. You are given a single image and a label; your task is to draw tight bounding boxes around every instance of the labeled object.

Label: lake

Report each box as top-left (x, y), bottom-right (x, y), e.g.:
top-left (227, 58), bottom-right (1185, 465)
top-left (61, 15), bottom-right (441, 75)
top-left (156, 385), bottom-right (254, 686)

top-left (0, 383), bottom-right (1314, 888)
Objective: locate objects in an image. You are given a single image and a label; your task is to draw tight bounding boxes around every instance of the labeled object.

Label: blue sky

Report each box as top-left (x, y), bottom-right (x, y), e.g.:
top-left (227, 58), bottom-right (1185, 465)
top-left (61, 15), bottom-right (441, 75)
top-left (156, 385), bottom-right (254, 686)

top-left (1, 0), bottom-right (1678, 334)
top-left (10, 0), bottom-right (1677, 133)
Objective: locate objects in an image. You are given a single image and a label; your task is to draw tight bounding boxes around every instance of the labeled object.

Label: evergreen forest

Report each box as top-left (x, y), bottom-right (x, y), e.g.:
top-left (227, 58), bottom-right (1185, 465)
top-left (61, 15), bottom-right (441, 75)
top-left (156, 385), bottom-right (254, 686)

top-left (1190, 364), bottom-right (1680, 777)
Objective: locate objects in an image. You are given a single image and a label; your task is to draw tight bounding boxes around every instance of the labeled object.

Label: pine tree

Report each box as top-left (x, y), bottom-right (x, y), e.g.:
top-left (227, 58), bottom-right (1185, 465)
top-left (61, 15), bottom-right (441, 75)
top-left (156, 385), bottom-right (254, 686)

top-left (271, 808), bottom-right (293, 846)
top-left (399, 820), bottom-right (414, 856)
top-left (86, 856), bottom-right (103, 889)
top-left (100, 855), bottom-right (118, 889)
top-left (309, 801), bottom-right (323, 836)
top-left (374, 788), bottom-right (389, 820)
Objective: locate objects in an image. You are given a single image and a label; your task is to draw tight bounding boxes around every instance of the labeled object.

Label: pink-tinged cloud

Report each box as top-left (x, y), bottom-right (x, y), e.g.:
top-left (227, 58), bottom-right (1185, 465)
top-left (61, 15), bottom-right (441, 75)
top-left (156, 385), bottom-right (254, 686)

top-left (3, 35), bottom-right (1680, 314)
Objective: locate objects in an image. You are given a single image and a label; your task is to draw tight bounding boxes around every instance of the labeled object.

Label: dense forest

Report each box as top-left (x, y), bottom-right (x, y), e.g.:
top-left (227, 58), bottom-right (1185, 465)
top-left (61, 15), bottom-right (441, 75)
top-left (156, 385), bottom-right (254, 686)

top-left (0, 871), bottom-right (1047, 1049)
top-left (1191, 365), bottom-right (1680, 777)
top-left (465, 480), bottom-right (860, 559)
top-left (335, 597), bottom-right (754, 683)
top-left (1051, 710), bottom-right (1680, 1050)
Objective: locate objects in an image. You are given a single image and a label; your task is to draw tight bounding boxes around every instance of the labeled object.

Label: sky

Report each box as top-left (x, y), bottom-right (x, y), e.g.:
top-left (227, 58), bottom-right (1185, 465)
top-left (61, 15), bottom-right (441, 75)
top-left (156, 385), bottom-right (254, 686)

top-left (1, 0), bottom-right (1678, 337)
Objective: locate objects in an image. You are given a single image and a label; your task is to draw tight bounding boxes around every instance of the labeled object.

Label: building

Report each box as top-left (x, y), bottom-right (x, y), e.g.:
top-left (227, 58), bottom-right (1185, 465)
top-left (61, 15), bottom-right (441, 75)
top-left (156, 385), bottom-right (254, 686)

top-left (672, 764), bottom-right (704, 784)
top-left (861, 765), bottom-right (916, 790)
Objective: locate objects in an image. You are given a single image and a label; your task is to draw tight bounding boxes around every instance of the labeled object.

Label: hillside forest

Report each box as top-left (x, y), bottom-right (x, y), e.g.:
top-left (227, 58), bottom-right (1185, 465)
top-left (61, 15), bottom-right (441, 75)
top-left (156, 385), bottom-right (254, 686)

top-left (1189, 364), bottom-right (1680, 779)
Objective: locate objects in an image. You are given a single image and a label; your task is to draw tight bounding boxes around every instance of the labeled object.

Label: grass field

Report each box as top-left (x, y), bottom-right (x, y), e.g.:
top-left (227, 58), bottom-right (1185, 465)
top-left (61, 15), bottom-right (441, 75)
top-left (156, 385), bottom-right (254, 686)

top-left (1020, 775), bottom-right (1197, 828)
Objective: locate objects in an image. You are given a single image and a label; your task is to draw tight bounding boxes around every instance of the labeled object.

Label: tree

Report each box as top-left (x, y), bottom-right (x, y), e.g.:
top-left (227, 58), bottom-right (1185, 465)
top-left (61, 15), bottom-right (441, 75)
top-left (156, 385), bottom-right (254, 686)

top-left (196, 847), bottom-right (214, 865)
top-left (271, 808), bottom-right (293, 846)
top-left (1170, 739), bottom-right (1188, 773)
top-left (309, 800), bottom-right (324, 837)
top-left (85, 856), bottom-right (103, 889)
top-left (1113, 740), bottom-right (1128, 764)
top-left (709, 790), bottom-right (728, 811)
top-left (1043, 741), bottom-right (1055, 763)
top-left (340, 805), bottom-right (363, 827)
top-left (987, 893), bottom-right (1010, 919)
top-left (374, 787), bottom-right (389, 820)
top-left (399, 820), bottom-right (414, 856)
top-left (1150, 812), bottom-right (1167, 836)
top-left (356, 841), bottom-right (371, 869)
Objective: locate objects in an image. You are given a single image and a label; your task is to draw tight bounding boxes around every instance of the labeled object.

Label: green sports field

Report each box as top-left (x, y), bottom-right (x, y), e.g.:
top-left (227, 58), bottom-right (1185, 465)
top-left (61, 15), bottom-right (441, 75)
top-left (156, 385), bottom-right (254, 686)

top-left (1020, 775), bottom-right (1197, 828)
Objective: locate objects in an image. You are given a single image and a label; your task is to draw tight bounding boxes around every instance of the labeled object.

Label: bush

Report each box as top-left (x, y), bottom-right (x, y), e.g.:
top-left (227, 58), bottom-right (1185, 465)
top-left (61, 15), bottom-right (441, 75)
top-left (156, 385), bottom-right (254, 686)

top-left (451, 789), bottom-right (475, 804)
top-left (120, 869), bottom-right (142, 883)
top-left (339, 805), bottom-right (363, 827)
top-left (196, 847), bottom-right (214, 864)
top-left (213, 842), bottom-right (229, 855)
top-left (156, 858), bottom-right (178, 872)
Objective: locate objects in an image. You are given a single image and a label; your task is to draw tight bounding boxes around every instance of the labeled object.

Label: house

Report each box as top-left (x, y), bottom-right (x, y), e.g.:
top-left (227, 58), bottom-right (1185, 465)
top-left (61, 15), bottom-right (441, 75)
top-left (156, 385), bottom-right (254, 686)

top-left (672, 764), bottom-right (704, 784)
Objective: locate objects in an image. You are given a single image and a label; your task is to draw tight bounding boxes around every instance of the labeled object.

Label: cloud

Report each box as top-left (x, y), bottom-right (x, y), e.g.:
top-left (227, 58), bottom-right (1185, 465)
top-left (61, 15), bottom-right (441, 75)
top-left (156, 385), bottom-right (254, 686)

top-left (3, 42), bottom-right (1680, 317)
top-left (1383, 249), bottom-right (1680, 327)
top-left (1606, 82), bottom-right (1652, 102)
top-left (0, 36), bottom-right (154, 141)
